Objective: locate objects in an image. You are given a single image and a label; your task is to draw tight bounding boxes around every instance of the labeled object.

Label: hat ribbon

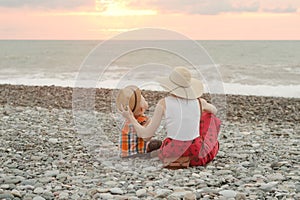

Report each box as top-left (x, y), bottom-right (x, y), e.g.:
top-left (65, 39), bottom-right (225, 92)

top-left (131, 89), bottom-right (138, 112)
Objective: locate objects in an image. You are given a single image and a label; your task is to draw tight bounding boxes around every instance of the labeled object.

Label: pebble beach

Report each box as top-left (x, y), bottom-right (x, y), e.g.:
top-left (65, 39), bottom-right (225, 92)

top-left (0, 84), bottom-right (299, 200)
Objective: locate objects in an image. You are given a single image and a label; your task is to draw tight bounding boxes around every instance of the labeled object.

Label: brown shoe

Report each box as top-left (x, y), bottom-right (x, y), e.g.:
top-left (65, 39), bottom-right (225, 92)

top-left (146, 139), bottom-right (162, 153)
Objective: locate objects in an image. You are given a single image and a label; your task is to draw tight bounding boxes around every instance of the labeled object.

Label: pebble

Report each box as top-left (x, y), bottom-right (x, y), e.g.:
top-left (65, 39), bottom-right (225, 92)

top-left (260, 181), bottom-right (278, 192)
top-left (58, 191), bottom-right (69, 200)
top-left (136, 189), bottom-right (147, 197)
top-left (32, 196), bottom-right (46, 200)
top-left (296, 184), bottom-right (300, 193)
top-left (267, 173), bottom-right (285, 181)
top-left (184, 192), bottom-right (197, 200)
top-left (270, 161), bottom-right (289, 169)
top-left (98, 193), bottom-right (114, 199)
top-left (109, 188), bottom-right (124, 195)
top-left (21, 179), bottom-right (36, 186)
top-left (0, 184), bottom-right (10, 190)
top-left (11, 189), bottom-right (22, 198)
top-left (0, 193), bottom-right (14, 199)
top-left (0, 90), bottom-right (299, 199)
top-left (235, 193), bottom-right (247, 200)
top-left (168, 191), bottom-right (189, 199)
top-left (33, 187), bottom-right (44, 194)
top-left (49, 138), bottom-right (59, 144)
top-left (155, 189), bottom-right (172, 198)
top-left (219, 190), bottom-right (237, 198)
top-left (44, 170), bottom-right (60, 177)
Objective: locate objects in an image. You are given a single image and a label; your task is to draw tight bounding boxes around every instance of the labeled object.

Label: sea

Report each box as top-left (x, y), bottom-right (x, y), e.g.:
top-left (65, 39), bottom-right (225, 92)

top-left (0, 40), bottom-right (300, 98)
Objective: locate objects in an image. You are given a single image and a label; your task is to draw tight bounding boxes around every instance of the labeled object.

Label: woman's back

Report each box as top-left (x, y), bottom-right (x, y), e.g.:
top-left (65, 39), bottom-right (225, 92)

top-left (165, 96), bottom-right (201, 141)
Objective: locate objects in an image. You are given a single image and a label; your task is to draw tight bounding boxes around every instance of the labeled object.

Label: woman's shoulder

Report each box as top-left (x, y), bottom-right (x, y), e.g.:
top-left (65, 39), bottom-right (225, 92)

top-left (198, 98), bottom-right (208, 104)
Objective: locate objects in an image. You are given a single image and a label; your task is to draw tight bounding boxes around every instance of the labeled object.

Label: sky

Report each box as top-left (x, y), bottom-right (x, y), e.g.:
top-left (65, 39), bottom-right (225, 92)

top-left (0, 0), bottom-right (299, 40)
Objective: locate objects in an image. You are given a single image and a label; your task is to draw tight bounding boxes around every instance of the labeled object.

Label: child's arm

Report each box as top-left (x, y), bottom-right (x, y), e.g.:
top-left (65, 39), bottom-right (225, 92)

top-left (200, 98), bottom-right (217, 115)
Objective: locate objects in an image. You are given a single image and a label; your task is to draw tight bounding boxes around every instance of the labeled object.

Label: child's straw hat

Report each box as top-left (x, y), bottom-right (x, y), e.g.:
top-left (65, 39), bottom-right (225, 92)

top-left (116, 85), bottom-right (142, 115)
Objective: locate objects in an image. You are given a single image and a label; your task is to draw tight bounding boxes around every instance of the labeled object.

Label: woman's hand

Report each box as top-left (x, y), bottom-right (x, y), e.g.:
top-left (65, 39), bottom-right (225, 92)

top-left (200, 98), bottom-right (217, 115)
top-left (119, 105), bottom-right (134, 121)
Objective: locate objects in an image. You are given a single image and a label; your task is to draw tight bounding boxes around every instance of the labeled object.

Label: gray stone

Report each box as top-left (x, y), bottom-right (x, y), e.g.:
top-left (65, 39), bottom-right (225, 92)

top-left (296, 184), bottom-right (300, 193)
top-left (38, 177), bottom-right (52, 184)
top-left (260, 182), bottom-right (278, 192)
top-left (0, 193), bottom-right (14, 199)
top-left (71, 193), bottom-right (80, 200)
top-left (97, 188), bottom-right (110, 193)
top-left (196, 187), bottom-right (218, 194)
top-left (11, 189), bottom-right (22, 198)
top-left (168, 191), bottom-right (191, 199)
top-left (219, 190), bottom-right (237, 198)
top-left (21, 179), bottom-right (37, 186)
top-left (104, 181), bottom-right (118, 186)
top-left (143, 166), bottom-right (157, 172)
top-left (17, 185), bottom-right (35, 190)
top-left (110, 188), bottom-right (124, 195)
top-left (0, 184), bottom-right (10, 189)
top-left (34, 187), bottom-right (44, 194)
top-left (42, 191), bottom-right (54, 200)
top-left (136, 189), bottom-right (147, 197)
top-left (58, 191), bottom-right (69, 200)
top-left (4, 176), bottom-right (23, 184)
top-left (23, 194), bottom-right (37, 200)
top-left (266, 173), bottom-right (285, 181)
top-left (33, 196), bottom-right (46, 200)
top-left (99, 193), bottom-right (114, 199)
top-left (49, 138), bottom-right (59, 144)
top-left (44, 170), bottom-right (59, 177)
top-left (270, 161), bottom-right (287, 169)
top-left (184, 192), bottom-right (197, 200)
top-left (235, 193), bottom-right (247, 200)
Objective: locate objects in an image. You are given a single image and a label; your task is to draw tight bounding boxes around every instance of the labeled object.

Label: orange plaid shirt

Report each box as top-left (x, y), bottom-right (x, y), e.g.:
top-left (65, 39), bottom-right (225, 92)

top-left (120, 115), bottom-right (148, 157)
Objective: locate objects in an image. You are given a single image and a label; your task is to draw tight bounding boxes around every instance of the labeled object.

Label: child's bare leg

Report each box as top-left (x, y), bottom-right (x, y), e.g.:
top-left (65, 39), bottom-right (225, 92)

top-left (146, 139), bottom-right (162, 153)
top-left (150, 149), bottom-right (159, 158)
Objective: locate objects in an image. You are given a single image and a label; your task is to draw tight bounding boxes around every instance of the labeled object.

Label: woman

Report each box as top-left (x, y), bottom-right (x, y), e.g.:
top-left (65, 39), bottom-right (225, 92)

top-left (120, 67), bottom-right (221, 167)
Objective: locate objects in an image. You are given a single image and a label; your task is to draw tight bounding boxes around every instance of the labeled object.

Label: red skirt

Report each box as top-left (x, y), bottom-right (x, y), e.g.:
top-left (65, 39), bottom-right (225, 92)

top-left (158, 112), bottom-right (221, 166)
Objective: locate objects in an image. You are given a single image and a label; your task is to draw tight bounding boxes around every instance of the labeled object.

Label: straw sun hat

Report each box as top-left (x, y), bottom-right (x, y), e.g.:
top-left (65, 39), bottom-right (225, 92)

top-left (116, 85), bottom-right (142, 116)
top-left (157, 67), bottom-right (203, 99)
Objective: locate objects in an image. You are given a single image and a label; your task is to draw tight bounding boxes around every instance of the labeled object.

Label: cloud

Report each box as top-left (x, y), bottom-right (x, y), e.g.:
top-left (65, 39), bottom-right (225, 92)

top-left (0, 0), bottom-right (95, 10)
top-left (128, 0), bottom-right (259, 15)
top-left (129, 0), bottom-right (299, 14)
top-left (263, 7), bottom-right (298, 13)
top-left (1, 0), bottom-right (299, 14)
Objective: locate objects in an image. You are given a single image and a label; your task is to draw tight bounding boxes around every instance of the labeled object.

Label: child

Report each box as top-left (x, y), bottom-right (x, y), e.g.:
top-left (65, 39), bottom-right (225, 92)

top-left (120, 67), bottom-right (221, 167)
top-left (116, 85), bottom-right (161, 158)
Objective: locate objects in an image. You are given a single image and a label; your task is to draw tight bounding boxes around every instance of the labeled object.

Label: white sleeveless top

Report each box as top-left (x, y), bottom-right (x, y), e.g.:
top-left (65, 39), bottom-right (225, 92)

top-left (165, 96), bottom-right (201, 141)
